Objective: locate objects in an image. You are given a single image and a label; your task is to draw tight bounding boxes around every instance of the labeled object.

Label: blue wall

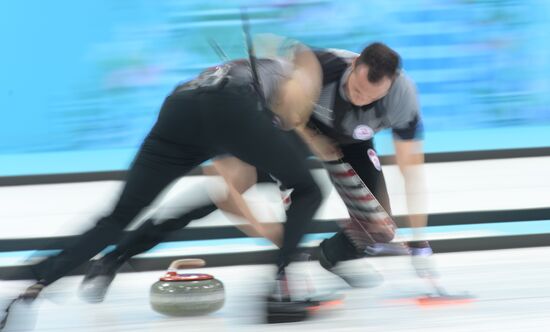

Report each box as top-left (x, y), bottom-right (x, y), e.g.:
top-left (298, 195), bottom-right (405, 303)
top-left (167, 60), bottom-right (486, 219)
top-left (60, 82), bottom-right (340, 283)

top-left (1, 0), bottom-right (549, 176)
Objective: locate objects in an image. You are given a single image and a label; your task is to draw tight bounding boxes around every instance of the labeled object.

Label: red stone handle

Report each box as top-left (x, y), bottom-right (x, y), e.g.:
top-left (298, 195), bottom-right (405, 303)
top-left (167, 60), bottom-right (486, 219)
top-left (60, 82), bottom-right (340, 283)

top-left (168, 259), bottom-right (206, 271)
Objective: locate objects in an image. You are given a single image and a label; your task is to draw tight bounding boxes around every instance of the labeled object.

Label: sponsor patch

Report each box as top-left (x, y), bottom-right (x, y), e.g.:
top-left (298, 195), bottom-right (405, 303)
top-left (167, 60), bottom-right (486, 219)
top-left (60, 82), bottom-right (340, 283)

top-left (367, 148), bottom-right (382, 171)
top-left (352, 125), bottom-right (374, 140)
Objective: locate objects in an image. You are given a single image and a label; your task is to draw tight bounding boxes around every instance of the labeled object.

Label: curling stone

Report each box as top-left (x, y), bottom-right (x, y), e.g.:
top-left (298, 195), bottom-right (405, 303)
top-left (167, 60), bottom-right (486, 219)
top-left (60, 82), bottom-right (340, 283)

top-left (150, 259), bottom-right (225, 316)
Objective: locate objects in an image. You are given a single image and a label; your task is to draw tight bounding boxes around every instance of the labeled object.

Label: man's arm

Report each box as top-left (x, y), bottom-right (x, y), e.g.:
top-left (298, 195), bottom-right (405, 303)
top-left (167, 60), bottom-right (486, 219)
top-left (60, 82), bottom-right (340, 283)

top-left (393, 139), bottom-right (428, 240)
top-left (295, 125), bottom-right (342, 161)
top-left (203, 157), bottom-right (283, 247)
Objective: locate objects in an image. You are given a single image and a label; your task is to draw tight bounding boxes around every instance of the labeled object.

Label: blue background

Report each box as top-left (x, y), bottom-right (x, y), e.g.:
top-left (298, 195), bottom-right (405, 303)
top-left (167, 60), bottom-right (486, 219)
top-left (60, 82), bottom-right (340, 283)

top-left (1, 0), bottom-right (549, 176)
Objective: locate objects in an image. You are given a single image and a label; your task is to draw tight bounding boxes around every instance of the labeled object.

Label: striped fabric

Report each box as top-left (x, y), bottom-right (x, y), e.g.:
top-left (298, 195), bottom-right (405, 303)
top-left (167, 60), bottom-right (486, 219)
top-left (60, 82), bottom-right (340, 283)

top-left (324, 161), bottom-right (396, 251)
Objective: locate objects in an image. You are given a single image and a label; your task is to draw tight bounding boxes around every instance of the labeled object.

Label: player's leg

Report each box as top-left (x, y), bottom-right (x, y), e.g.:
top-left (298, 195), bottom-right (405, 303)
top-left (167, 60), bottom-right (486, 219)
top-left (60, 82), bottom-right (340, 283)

top-left (338, 141), bottom-right (435, 278)
top-left (78, 202), bottom-right (219, 302)
top-left (31, 136), bottom-right (212, 288)
top-left (25, 90), bottom-right (215, 295)
top-left (95, 157), bottom-right (256, 265)
top-left (201, 87), bottom-right (322, 321)
top-left (205, 93), bottom-right (321, 271)
top-left (321, 141), bottom-right (392, 260)
top-left (318, 141), bottom-right (393, 287)
top-left (79, 158), bottom-right (260, 302)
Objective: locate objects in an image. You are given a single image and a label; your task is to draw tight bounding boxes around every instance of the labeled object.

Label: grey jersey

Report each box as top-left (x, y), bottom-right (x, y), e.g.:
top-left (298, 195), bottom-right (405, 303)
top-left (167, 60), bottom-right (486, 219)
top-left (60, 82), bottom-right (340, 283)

top-left (311, 49), bottom-right (423, 144)
top-left (176, 58), bottom-right (292, 108)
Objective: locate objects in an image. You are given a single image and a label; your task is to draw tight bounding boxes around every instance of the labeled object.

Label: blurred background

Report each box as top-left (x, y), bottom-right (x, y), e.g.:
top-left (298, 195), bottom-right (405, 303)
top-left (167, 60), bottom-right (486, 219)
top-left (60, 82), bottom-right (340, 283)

top-left (1, 0), bottom-right (549, 176)
top-left (1, 2), bottom-right (550, 330)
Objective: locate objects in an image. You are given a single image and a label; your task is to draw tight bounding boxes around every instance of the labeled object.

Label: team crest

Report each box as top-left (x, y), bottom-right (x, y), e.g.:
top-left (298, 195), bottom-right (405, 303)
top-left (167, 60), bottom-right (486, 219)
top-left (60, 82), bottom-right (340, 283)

top-left (352, 125), bottom-right (374, 140)
top-left (367, 148), bottom-right (381, 171)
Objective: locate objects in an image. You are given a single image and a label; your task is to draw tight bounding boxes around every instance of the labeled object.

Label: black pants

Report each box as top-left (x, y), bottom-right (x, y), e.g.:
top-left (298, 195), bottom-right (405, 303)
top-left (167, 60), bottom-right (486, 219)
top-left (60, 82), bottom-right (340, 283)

top-left (320, 140), bottom-right (393, 265)
top-left (33, 85), bottom-right (322, 285)
top-left (103, 138), bottom-right (391, 270)
top-left (97, 137), bottom-right (390, 268)
top-left (96, 132), bottom-right (311, 267)
top-left (102, 168), bottom-right (279, 264)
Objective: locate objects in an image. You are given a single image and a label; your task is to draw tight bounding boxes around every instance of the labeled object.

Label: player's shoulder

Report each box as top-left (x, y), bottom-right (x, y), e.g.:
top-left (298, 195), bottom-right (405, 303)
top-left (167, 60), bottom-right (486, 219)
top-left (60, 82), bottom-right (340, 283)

top-left (386, 71), bottom-right (417, 101)
top-left (378, 71), bottom-right (419, 120)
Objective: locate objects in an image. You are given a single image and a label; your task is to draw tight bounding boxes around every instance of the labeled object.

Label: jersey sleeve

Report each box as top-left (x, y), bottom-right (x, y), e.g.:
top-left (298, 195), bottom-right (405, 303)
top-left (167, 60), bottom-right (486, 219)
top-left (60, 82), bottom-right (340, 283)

top-left (385, 75), bottom-right (424, 140)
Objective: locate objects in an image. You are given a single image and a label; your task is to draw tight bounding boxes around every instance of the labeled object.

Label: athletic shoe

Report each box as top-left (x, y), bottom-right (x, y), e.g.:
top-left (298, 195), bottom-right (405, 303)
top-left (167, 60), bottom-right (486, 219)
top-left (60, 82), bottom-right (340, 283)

top-left (78, 256), bottom-right (123, 303)
top-left (20, 282), bottom-right (45, 301)
top-left (318, 240), bottom-right (383, 288)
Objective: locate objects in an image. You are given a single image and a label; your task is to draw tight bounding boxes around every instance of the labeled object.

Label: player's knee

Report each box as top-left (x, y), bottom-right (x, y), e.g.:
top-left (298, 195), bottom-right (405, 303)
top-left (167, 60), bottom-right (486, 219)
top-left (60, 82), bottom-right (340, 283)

top-left (96, 215), bottom-right (134, 242)
top-left (293, 176), bottom-right (322, 205)
top-left (92, 216), bottom-right (127, 244)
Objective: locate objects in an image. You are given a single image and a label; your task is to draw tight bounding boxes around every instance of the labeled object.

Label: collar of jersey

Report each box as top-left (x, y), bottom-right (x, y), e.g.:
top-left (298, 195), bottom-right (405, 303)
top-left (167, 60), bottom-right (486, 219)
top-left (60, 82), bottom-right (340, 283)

top-left (338, 65), bottom-right (353, 102)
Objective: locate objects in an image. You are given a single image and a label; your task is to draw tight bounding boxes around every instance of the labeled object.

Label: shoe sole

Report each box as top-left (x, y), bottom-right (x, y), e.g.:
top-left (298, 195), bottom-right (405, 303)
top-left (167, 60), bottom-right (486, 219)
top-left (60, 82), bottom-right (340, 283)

top-left (266, 300), bottom-right (310, 324)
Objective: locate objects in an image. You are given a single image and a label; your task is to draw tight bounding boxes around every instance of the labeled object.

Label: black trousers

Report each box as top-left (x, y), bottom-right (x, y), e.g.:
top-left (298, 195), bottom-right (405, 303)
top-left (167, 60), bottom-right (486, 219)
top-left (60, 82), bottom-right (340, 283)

top-left (102, 168), bottom-right (279, 264)
top-left (94, 137), bottom-right (391, 268)
top-left (101, 138), bottom-right (391, 270)
top-left (33, 85), bottom-right (322, 285)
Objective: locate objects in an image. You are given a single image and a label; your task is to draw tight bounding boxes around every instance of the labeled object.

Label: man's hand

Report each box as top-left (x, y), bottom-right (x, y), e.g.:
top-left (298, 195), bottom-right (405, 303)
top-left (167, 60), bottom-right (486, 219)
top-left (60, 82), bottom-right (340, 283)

top-left (296, 126), bottom-right (342, 161)
top-left (309, 133), bottom-right (342, 161)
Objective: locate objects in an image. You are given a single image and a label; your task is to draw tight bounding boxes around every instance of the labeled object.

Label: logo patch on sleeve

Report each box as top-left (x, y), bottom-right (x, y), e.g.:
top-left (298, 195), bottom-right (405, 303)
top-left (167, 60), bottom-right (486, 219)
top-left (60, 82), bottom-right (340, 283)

top-left (367, 148), bottom-right (382, 171)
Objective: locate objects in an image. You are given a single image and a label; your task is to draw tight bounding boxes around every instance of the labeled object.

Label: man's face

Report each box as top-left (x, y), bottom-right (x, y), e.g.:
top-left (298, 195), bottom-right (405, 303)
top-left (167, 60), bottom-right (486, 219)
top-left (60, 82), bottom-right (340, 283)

top-left (346, 63), bottom-right (392, 106)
